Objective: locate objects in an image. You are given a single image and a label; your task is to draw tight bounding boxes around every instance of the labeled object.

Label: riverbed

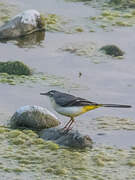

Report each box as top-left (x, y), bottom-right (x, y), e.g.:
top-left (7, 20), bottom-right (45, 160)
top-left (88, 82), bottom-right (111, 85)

top-left (0, 0), bottom-right (135, 179)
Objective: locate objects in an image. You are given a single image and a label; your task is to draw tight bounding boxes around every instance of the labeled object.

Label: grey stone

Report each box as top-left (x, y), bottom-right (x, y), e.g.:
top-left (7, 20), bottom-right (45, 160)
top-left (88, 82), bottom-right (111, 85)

top-left (0, 9), bottom-right (45, 40)
top-left (39, 127), bottom-right (93, 149)
top-left (10, 105), bottom-right (60, 130)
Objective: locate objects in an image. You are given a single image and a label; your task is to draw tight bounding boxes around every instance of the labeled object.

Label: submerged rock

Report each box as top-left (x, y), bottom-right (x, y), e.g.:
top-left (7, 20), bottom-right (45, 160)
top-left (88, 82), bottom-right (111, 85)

top-left (0, 9), bottom-right (45, 39)
top-left (0, 61), bottom-right (32, 75)
top-left (39, 127), bottom-right (93, 149)
top-left (100, 45), bottom-right (124, 57)
top-left (10, 105), bottom-right (60, 130)
top-left (15, 31), bottom-right (45, 48)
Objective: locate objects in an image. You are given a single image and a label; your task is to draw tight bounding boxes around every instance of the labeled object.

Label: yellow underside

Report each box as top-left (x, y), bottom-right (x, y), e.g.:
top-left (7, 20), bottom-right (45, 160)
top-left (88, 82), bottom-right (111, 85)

top-left (82, 105), bottom-right (102, 114)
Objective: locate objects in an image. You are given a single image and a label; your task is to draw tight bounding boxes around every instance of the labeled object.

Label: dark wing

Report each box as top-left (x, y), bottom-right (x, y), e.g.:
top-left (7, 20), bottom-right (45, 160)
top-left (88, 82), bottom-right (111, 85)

top-left (63, 97), bottom-right (99, 107)
top-left (54, 92), bottom-right (98, 107)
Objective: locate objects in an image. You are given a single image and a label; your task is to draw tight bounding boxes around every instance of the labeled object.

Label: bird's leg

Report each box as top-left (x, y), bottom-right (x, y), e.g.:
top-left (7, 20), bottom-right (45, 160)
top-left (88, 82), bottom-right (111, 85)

top-left (63, 118), bottom-right (72, 130)
top-left (64, 117), bottom-right (75, 132)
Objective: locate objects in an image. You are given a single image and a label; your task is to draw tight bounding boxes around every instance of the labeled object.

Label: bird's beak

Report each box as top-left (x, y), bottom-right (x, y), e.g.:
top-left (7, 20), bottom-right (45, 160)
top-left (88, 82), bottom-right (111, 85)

top-left (40, 92), bottom-right (49, 96)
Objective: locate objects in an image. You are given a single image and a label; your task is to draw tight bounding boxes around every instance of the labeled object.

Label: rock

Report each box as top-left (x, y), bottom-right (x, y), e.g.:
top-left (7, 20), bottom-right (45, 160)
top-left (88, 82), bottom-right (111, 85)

top-left (109, 0), bottom-right (135, 8)
top-left (0, 9), bottom-right (45, 40)
top-left (10, 105), bottom-right (60, 130)
top-left (0, 61), bottom-right (32, 75)
top-left (14, 31), bottom-right (45, 48)
top-left (100, 44), bottom-right (124, 57)
top-left (39, 127), bottom-right (93, 149)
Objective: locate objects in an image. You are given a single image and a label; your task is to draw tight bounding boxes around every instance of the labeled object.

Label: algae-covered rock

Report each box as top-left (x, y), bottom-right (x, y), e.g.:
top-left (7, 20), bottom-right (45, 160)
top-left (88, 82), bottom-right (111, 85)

top-left (100, 45), bottom-right (124, 57)
top-left (10, 105), bottom-right (60, 130)
top-left (0, 9), bottom-right (45, 39)
top-left (109, 0), bottom-right (135, 8)
top-left (15, 31), bottom-right (45, 48)
top-left (0, 61), bottom-right (32, 75)
top-left (39, 127), bottom-right (93, 149)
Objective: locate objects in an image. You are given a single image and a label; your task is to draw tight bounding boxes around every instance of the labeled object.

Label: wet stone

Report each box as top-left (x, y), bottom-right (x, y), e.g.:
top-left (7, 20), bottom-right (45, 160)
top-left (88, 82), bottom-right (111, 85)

top-left (39, 127), bottom-right (93, 149)
top-left (10, 105), bottom-right (60, 130)
top-left (0, 9), bottom-right (45, 40)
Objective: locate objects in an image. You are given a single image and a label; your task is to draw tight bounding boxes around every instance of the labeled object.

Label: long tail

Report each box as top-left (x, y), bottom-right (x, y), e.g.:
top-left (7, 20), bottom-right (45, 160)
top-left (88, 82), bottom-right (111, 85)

top-left (101, 104), bottom-right (131, 108)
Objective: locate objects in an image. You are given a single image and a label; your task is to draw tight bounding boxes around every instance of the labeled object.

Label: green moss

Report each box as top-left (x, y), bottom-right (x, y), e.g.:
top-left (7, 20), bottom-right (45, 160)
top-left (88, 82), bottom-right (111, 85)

top-left (0, 69), bottom-right (79, 89)
top-left (123, 13), bottom-right (132, 18)
top-left (22, 130), bottom-right (38, 138)
top-left (1, 123), bottom-right (135, 179)
top-left (12, 167), bottom-right (25, 173)
top-left (71, 176), bottom-right (80, 180)
top-left (100, 45), bottom-right (124, 57)
top-left (0, 126), bottom-right (8, 133)
top-left (102, 11), bottom-right (112, 16)
top-left (11, 137), bottom-right (26, 145)
top-left (0, 61), bottom-right (32, 75)
top-left (75, 27), bottom-right (84, 32)
top-left (106, 16), bottom-right (114, 20)
top-left (45, 168), bottom-right (54, 173)
top-left (0, 2), bottom-right (18, 25)
top-left (109, 0), bottom-right (135, 8)
top-left (45, 14), bottom-right (63, 32)
top-left (33, 138), bottom-right (46, 144)
top-left (19, 159), bottom-right (32, 165)
top-left (7, 130), bottom-right (22, 138)
top-left (109, 0), bottom-right (123, 5)
top-left (3, 168), bottom-right (11, 172)
top-left (127, 160), bottom-right (135, 166)
top-left (115, 21), bottom-right (132, 26)
top-left (94, 158), bottom-right (105, 167)
top-left (46, 141), bottom-right (60, 150)
top-left (55, 168), bottom-right (68, 175)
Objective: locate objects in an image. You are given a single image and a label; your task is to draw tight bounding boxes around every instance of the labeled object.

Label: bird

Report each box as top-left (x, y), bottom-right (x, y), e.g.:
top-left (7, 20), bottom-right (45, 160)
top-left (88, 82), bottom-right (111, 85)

top-left (40, 90), bottom-right (131, 131)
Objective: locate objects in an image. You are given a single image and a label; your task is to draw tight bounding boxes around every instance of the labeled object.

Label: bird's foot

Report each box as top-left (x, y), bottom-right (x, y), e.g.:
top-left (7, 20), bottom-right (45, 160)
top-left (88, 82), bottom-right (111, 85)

top-left (62, 126), bottom-right (73, 134)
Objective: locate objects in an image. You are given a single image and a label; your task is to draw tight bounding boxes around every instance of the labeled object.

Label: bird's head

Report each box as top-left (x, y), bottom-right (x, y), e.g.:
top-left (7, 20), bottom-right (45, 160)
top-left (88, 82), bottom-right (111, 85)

top-left (40, 90), bottom-right (58, 97)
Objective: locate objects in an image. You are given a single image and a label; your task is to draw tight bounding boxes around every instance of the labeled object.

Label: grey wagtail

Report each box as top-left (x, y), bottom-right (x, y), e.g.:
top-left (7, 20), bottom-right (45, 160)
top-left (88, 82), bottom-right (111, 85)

top-left (40, 90), bottom-right (131, 131)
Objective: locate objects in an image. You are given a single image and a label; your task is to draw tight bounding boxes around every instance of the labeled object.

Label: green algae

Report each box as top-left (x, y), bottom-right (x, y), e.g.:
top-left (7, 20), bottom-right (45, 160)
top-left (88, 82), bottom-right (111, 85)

top-left (88, 4), bottom-right (135, 31)
top-left (127, 160), bottom-right (135, 166)
top-left (44, 14), bottom-right (68, 32)
top-left (61, 41), bottom-right (123, 63)
top-left (93, 116), bottom-right (135, 131)
top-left (0, 128), bottom-right (135, 179)
top-left (109, 0), bottom-right (135, 8)
top-left (0, 71), bottom-right (81, 89)
top-left (62, 41), bottom-right (97, 57)
top-left (0, 1), bottom-right (18, 26)
top-left (75, 27), bottom-right (84, 32)
top-left (46, 141), bottom-right (60, 150)
top-left (55, 168), bottom-right (68, 175)
top-left (44, 13), bottom-right (86, 34)
top-left (62, 0), bottom-right (135, 32)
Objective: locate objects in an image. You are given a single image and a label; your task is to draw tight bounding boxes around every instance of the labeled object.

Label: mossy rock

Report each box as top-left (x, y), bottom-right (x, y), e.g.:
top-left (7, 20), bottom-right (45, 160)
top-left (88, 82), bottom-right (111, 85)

top-left (100, 45), bottom-right (124, 57)
top-left (109, 0), bottom-right (123, 5)
top-left (0, 10), bottom-right (45, 39)
top-left (109, 0), bottom-right (135, 8)
top-left (0, 61), bottom-right (32, 75)
top-left (10, 105), bottom-right (60, 130)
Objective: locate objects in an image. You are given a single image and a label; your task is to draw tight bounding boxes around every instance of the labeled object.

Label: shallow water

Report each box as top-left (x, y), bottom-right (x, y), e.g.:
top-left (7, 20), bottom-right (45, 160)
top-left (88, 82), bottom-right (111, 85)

top-left (0, 0), bottom-right (135, 149)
